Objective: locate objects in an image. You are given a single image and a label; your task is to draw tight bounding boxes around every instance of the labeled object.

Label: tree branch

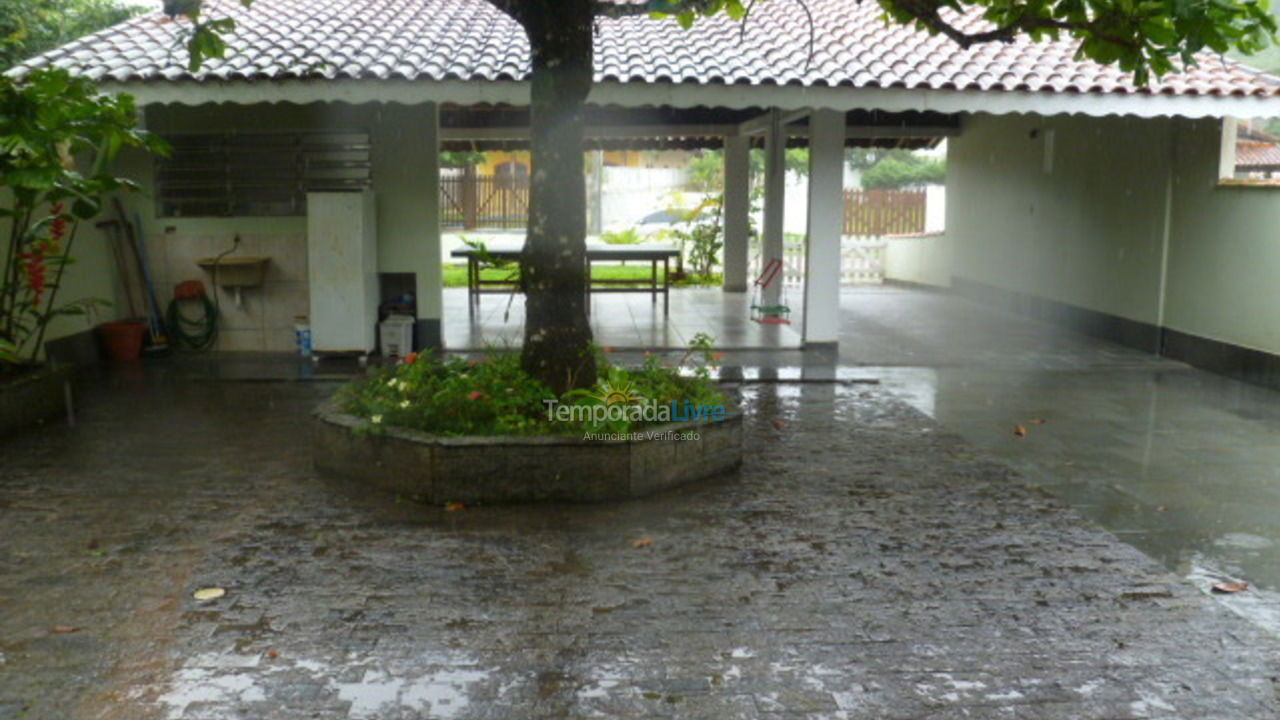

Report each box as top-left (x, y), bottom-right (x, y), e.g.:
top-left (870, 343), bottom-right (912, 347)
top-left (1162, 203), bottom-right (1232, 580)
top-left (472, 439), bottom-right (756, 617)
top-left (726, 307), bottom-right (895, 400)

top-left (593, 1), bottom-right (708, 18)
top-left (888, 0), bottom-right (1137, 51)
top-left (486, 0), bottom-right (527, 24)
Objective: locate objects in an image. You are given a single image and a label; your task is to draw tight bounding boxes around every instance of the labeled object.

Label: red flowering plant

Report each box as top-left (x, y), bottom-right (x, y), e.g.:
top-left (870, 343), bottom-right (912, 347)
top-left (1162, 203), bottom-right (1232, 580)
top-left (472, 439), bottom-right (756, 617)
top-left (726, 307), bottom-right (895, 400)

top-left (1, 69), bottom-right (167, 377)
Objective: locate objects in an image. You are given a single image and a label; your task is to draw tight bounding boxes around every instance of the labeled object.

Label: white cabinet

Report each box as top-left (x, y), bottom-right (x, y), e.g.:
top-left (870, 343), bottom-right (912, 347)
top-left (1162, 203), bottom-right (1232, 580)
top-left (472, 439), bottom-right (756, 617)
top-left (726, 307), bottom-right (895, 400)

top-left (306, 191), bottom-right (378, 354)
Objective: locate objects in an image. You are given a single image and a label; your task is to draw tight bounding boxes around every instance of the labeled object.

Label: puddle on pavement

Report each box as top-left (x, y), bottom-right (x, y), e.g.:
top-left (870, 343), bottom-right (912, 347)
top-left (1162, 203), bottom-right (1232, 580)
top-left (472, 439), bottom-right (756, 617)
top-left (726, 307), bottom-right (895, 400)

top-left (860, 362), bottom-right (1280, 636)
top-left (155, 649), bottom-right (495, 719)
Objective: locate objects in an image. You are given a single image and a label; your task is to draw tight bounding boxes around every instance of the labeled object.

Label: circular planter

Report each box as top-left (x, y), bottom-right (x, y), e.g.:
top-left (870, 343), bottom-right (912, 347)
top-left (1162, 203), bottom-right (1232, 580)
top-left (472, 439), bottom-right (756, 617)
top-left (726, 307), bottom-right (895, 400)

top-left (312, 399), bottom-right (743, 504)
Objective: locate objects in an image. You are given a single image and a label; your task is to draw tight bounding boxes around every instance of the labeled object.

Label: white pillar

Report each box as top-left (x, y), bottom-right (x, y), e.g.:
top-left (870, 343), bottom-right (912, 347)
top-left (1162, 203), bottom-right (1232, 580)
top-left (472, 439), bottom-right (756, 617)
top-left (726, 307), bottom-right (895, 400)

top-left (722, 135), bottom-right (751, 292)
top-left (762, 109), bottom-right (786, 307)
top-left (372, 102), bottom-right (442, 349)
top-left (803, 109), bottom-right (844, 347)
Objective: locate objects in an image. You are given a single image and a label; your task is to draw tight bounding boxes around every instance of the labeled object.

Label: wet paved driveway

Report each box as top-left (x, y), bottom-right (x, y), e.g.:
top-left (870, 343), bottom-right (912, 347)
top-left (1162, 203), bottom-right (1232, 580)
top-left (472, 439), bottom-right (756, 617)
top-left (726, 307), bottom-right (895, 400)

top-left (3, 370), bottom-right (1280, 719)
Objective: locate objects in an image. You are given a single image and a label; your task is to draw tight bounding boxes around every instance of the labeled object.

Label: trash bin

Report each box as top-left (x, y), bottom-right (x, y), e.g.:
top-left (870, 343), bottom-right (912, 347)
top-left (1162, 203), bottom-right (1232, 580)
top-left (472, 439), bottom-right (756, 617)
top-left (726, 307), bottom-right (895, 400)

top-left (379, 315), bottom-right (415, 358)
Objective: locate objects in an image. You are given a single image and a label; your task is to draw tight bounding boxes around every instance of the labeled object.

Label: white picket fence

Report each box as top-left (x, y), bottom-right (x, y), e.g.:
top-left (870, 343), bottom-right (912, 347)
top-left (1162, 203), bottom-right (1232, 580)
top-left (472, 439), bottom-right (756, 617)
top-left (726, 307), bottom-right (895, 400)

top-left (748, 236), bottom-right (886, 286)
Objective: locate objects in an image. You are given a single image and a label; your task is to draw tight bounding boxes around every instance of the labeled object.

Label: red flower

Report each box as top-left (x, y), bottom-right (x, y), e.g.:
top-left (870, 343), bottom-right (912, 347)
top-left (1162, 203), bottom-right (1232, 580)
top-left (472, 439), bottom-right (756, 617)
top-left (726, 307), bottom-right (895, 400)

top-left (467, 390), bottom-right (484, 400)
top-left (49, 204), bottom-right (67, 239)
top-left (402, 352), bottom-right (418, 365)
top-left (20, 252), bottom-right (47, 306)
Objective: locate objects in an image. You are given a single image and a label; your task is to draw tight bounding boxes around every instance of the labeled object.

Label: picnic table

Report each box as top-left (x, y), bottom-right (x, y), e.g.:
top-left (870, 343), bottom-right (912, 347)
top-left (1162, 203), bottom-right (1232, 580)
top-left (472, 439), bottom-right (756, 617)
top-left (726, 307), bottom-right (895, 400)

top-left (450, 242), bottom-right (681, 316)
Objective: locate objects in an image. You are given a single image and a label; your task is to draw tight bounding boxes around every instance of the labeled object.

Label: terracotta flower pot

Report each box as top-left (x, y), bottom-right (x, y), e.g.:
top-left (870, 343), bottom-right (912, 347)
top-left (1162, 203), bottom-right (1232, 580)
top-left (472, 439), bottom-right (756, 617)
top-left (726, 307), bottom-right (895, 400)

top-left (97, 321), bottom-right (147, 363)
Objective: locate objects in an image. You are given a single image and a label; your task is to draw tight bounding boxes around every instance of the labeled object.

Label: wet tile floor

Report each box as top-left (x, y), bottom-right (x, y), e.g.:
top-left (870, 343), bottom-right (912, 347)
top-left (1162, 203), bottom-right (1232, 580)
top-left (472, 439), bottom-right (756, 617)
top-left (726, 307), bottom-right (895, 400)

top-left (3, 370), bottom-right (1280, 719)
top-left (442, 287), bottom-right (803, 351)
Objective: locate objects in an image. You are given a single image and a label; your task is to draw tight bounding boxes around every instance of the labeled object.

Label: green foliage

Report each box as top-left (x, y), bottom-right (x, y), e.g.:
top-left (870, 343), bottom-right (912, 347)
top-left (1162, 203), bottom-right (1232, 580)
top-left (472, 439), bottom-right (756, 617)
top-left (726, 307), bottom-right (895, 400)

top-left (0, 0), bottom-right (140, 70)
top-left (665, 195), bottom-right (724, 277)
top-left (338, 341), bottom-right (728, 437)
top-left (440, 151), bottom-right (487, 168)
top-left (177, 0), bottom-right (253, 72)
top-left (688, 147), bottom-right (810, 192)
top-left (874, 0), bottom-right (1275, 86)
top-left (861, 152), bottom-right (946, 189)
top-left (600, 227), bottom-right (643, 244)
top-left (649, 0), bottom-right (1276, 87)
top-left (0, 69), bottom-right (167, 371)
top-left (460, 237), bottom-right (513, 272)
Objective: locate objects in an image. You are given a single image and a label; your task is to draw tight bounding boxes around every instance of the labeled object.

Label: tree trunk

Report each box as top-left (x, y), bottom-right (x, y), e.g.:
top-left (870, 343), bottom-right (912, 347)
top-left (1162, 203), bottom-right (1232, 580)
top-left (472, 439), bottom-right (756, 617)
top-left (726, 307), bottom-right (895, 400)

top-left (518, 0), bottom-right (598, 394)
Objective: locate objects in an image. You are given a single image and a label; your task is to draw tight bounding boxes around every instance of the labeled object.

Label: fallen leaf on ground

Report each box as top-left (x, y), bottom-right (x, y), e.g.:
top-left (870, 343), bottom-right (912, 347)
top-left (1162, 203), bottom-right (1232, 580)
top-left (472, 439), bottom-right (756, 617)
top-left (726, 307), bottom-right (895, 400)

top-left (1027, 418), bottom-right (1047, 425)
top-left (1013, 424), bottom-right (1027, 438)
top-left (51, 625), bottom-right (82, 634)
top-left (1212, 581), bottom-right (1249, 594)
top-left (444, 502), bottom-right (465, 512)
top-left (86, 539), bottom-right (99, 550)
top-left (632, 536), bottom-right (653, 549)
top-left (771, 420), bottom-right (787, 430)
top-left (193, 587), bottom-right (226, 601)
top-left (267, 648), bottom-right (279, 660)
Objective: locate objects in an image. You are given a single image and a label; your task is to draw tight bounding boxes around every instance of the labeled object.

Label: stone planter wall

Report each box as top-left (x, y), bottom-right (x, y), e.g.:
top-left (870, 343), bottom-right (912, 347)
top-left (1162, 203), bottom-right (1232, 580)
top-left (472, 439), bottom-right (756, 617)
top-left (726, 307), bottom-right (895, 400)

top-left (313, 400), bottom-right (743, 504)
top-left (0, 366), bottom-right (72, 438)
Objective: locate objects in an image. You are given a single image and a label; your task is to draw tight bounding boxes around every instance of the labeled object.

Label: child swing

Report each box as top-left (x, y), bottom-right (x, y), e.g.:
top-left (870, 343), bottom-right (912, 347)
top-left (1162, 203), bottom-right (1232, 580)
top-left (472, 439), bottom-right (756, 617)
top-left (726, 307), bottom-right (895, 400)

top-left (750, 257), bottom-right (792, 325)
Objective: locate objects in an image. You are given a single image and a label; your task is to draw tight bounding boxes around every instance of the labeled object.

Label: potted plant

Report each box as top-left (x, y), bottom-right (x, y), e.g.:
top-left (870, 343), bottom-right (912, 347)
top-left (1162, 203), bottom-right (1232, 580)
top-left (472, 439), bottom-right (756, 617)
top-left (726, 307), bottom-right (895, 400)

top-left (1, 69), bottom-right (166, 435)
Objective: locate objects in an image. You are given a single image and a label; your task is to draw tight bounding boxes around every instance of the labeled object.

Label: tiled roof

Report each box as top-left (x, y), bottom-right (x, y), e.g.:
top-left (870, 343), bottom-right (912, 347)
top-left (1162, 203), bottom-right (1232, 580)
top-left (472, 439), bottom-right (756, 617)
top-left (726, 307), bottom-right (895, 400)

top-left (1237, 140), bottom-right (1280, 168)
top-left (14, 0), bottom-right (1280, 98)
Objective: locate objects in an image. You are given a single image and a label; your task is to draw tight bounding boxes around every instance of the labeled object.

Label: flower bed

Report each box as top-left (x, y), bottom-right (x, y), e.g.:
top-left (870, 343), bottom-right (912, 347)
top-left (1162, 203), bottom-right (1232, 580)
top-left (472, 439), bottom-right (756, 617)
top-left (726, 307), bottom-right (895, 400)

top-left (314, 343), bottom-right (743, 503)
top-left (336, 338), bottom-right (730, 437)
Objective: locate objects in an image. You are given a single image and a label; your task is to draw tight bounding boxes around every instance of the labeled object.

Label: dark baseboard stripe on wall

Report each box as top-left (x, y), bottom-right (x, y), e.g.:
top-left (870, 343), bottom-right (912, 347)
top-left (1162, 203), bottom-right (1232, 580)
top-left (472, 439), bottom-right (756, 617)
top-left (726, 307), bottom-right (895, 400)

top-left (1160, 328), bottom-right (1280, 391)
top-left (950, 275), bottom-right (1280, 392)
top-left (951, 277), bottom-right (1162, 354)
top-left (882, 278), bottom-right (950, 293)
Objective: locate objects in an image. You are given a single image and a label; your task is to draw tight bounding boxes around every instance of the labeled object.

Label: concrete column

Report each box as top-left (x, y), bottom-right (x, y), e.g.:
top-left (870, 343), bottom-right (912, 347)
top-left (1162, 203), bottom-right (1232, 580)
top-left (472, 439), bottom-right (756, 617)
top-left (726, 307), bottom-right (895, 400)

top-left (722, 135), bottom-right (751, 292)
top-left (802, 109), bottom-right (844, 347)
top-left (372, 102), bottom-right (442, 349)
top-left (762, 109), bottom-right (786, 307)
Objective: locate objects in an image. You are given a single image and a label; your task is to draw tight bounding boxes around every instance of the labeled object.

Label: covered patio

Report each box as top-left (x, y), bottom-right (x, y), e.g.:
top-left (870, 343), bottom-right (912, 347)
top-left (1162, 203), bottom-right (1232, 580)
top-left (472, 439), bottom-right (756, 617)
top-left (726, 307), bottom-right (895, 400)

top-left (434, 102), bottom-right (950, 351)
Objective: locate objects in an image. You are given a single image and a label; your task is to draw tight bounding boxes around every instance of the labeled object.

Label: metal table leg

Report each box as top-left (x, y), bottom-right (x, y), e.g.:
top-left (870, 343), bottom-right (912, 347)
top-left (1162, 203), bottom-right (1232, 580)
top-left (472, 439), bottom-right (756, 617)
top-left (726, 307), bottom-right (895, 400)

top-left (663, 257), bottom-right (670, 316)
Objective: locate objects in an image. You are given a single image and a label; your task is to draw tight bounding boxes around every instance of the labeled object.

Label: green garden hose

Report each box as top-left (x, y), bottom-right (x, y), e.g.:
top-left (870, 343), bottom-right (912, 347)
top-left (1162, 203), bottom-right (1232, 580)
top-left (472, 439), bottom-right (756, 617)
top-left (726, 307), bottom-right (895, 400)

top-left (167, 238), bottom-right (237, 352)
top-left (166, 292), bottom-right (218, 350)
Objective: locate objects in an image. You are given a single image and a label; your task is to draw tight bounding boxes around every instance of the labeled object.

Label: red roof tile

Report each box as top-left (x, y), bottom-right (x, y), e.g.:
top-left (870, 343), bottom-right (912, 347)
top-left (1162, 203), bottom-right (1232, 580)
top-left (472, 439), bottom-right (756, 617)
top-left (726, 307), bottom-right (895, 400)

top-left (1237, 140), bottom-right (1280, 168)
top-left (13, 0), bottom-right (1280, 98)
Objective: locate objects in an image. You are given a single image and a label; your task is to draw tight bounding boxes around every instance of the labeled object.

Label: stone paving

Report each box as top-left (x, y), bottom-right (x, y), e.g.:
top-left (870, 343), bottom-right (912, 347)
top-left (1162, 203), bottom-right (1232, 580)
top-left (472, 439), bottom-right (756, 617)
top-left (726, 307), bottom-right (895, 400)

top-left (2, 372), bottom-right (1280, 719)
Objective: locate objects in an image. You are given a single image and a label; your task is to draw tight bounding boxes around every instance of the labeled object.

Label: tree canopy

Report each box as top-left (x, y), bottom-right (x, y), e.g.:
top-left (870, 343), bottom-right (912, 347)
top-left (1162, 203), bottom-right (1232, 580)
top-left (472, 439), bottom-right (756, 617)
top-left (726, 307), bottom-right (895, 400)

top-left (1, 0), bottom-right (141, 70)
top-left (688, 147), bottom-right (811, 191)
top-left (858, 150), bottom-right (947, 189)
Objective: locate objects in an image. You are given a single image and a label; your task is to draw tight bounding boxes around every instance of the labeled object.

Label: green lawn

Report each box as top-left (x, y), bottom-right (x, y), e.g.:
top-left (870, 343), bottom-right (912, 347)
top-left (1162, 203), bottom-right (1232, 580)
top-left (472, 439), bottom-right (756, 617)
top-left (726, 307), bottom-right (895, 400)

top-left (442, 263), bottom-right (720, 288)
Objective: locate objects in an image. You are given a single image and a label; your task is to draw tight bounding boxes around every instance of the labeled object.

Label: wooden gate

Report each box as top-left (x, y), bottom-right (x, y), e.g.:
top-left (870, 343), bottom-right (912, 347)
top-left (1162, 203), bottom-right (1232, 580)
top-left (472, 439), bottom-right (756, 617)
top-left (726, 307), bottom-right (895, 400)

top-left (441, 168), bottom-right (529, 230)
top-left (843, 189), bottom-right (926, 236)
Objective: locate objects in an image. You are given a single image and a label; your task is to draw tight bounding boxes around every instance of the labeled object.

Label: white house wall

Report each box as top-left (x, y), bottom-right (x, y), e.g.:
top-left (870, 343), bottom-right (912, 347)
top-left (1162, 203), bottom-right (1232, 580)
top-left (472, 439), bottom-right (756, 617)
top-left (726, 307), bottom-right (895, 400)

top-left (1162, 118), bottom-right (1280, 356)
top-left (946, 113), bottom-right (1174, 329)
top-left (905, 111), bottom-right (1280, 363)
